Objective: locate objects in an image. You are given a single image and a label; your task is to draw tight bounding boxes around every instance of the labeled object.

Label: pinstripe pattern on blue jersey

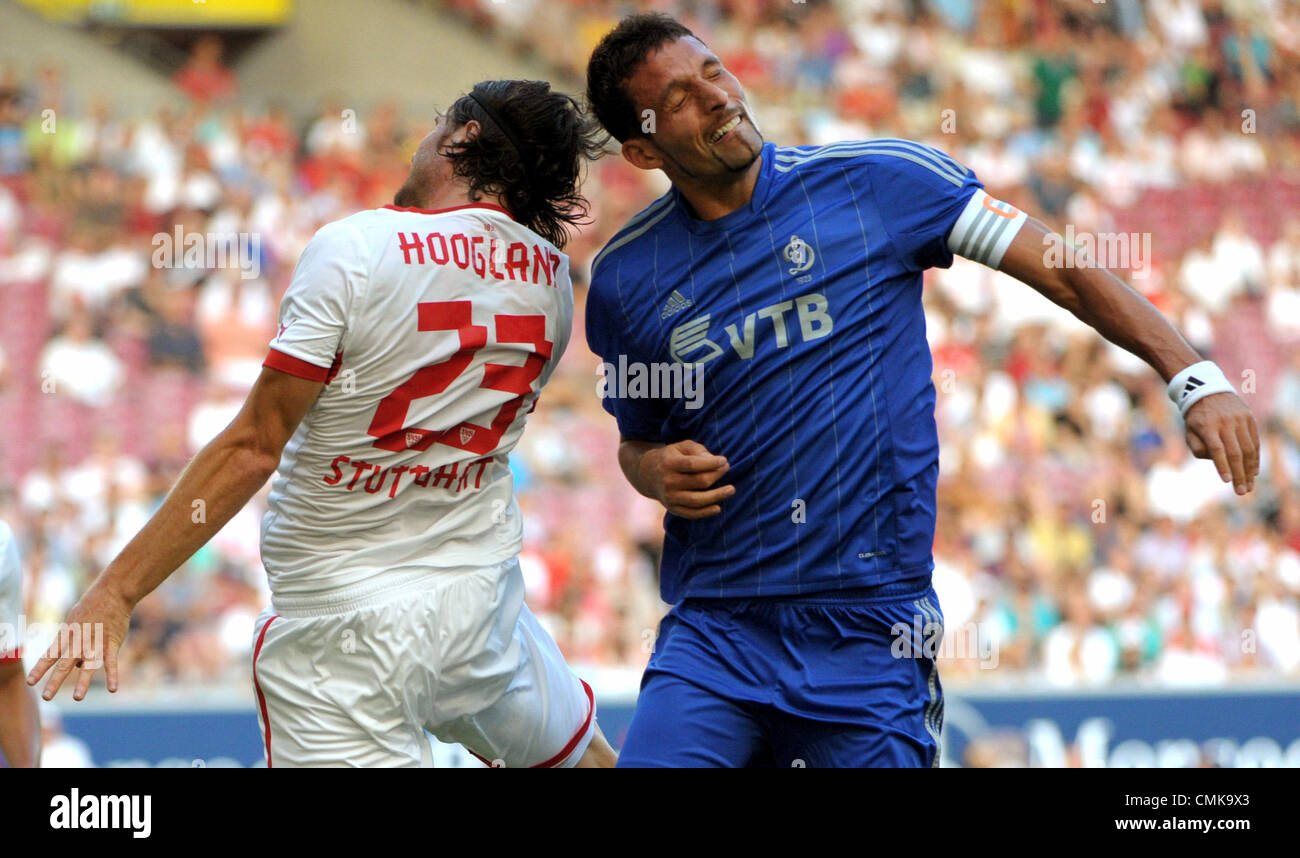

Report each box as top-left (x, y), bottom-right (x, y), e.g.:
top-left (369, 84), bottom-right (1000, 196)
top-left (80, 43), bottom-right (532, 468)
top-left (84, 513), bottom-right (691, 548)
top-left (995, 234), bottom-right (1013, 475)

top-left (790, 171), bottom-right (852, 587)
top-left (823, 165), bottom-right (889, 568)
top-left (591, 193), bottom-right (675, 276)
top-left (717, 229), bottom-right (767, 595)
top-left (678, 230), bottom-right (730, 594)
top-left (609, 255), bottom-right (635, 332)
top-left (757, 209), bottom-right (806, 587)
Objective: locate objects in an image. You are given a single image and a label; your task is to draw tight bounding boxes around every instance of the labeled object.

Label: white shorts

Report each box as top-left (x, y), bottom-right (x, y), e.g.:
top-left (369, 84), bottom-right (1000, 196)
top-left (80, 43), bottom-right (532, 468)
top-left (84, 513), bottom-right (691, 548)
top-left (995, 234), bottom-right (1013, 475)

top-left (251, 557), bottom-right (595, 768)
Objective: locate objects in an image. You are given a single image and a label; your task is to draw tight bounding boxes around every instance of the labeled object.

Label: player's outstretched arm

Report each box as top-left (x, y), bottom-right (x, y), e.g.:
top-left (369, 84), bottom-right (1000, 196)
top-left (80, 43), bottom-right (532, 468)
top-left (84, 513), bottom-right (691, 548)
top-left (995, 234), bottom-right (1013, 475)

top-left (995, 216), bottom-right (1260, 495)
top-left (27, 367), bottom-right (324, 701)
top-left (618, 438), bottom-right (736, 519)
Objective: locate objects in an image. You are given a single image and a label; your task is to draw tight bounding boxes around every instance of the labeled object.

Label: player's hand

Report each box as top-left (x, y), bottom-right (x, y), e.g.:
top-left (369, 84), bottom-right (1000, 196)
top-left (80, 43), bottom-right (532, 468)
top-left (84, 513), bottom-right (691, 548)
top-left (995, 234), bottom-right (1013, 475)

top-left (27, 579), bottom-right (132, 701)
top-left (1183, 392), bottom-right (1259, 495)
top-left (640, 439), bottom-right (736, 519)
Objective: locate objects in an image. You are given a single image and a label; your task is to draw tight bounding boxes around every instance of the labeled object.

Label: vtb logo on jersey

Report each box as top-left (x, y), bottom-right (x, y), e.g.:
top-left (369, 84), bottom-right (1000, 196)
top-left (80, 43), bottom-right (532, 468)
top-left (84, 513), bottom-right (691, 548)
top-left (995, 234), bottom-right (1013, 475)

top-left (668, 314), bottom-right (724, 367)
top-left (783, 235), bottom-right (815, 276)
top-left (668, 293), bottom-right (834, 368)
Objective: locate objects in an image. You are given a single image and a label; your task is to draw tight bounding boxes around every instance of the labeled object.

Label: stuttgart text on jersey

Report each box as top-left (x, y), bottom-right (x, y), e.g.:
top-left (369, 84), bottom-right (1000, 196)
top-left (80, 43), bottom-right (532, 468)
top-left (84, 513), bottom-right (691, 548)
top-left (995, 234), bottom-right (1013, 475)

top-left (321, 454), bottom-right (493, 499)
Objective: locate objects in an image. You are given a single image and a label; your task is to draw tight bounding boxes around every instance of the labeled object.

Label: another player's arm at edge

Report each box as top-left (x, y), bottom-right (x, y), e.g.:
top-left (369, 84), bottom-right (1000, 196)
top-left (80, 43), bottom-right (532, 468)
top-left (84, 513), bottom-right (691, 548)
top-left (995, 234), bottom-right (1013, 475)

top-left (27, 367), bottom-right (323, 701)
top-left (0, 659), bottom-right (41, 766)
top-left (995, 214), bottom-right (1260, 495)
top-left (618, 438), bottom-right (735, 519)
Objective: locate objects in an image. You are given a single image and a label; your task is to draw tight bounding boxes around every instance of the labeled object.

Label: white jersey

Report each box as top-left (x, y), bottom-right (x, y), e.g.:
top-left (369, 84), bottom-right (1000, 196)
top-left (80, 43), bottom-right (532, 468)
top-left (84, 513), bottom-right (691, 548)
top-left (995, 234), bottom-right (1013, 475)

top-left (261, 204), bottom-right (573, 607)
top-left (0, 520), bottom-right (22, 663)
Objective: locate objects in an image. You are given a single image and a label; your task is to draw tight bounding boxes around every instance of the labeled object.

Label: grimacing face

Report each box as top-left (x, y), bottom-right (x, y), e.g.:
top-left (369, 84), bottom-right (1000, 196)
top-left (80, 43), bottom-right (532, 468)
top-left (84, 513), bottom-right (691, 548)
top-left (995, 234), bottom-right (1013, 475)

top-left (624, 36), bottom-right (763, 180)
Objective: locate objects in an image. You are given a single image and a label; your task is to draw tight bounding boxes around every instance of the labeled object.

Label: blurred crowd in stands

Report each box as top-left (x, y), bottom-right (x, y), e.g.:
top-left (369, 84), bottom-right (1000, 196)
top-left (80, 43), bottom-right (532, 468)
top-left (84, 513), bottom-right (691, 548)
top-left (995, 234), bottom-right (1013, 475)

top-left (1, 0), bottom-right (1299, 695)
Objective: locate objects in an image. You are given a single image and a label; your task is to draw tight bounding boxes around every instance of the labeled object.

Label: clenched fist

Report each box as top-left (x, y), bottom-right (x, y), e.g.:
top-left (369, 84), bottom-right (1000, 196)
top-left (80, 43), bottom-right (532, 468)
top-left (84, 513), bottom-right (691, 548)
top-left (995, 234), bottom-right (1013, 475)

top-left (623, 439), bottom-right (737, 519)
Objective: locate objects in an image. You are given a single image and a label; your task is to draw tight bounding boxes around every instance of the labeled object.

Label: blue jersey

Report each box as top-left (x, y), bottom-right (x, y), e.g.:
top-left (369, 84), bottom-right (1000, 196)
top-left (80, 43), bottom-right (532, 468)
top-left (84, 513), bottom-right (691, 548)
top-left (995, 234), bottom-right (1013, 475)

top-left (587, 139), bottom-right (999, 604)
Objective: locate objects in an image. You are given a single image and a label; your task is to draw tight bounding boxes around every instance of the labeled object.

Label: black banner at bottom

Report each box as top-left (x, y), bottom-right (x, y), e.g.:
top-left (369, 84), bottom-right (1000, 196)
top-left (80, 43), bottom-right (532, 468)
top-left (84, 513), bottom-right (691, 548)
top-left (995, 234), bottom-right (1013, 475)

top-left (2, 767), bottom-right (1286, 846)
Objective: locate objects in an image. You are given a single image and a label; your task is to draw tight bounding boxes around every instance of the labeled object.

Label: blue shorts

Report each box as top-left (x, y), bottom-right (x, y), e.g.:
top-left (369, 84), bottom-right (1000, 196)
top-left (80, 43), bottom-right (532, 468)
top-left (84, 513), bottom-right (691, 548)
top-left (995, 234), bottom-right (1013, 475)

top-left (617, 577), bottom-right (944, 768)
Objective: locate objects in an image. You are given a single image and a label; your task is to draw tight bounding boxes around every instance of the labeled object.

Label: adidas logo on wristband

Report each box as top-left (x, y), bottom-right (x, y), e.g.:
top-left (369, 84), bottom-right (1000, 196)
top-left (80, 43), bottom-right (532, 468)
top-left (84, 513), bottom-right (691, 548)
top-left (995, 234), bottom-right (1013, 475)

top-left (1168, 361), bottom-right (1234, 417)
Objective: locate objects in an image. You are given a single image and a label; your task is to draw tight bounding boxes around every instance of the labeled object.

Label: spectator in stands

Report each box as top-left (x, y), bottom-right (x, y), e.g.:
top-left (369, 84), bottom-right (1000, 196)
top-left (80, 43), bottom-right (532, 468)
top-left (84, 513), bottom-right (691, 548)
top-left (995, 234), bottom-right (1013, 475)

top-left (146, 282), bottom-right (205, 376)
top-left (1155, 605), bottom-right (1229, 684)
top-left (1179, 232), bottom-right (1237, 316)
top-left (36, 307), bottom-right (123, 407)
top-left (173, 35), bottom-right (237, 105)
top-left (38, 704), bottom-right (92, 768)
top-left (1042, 579), bottom-right (1120, 686)
top-left (1211, 209), bottom-right (1266, 298)
top-left (0, 82), bottom-right (28, 176)
top-left (196, 273), bottom-right (274, 389)
top-left (1274, 349), bottom-right (1300, 440)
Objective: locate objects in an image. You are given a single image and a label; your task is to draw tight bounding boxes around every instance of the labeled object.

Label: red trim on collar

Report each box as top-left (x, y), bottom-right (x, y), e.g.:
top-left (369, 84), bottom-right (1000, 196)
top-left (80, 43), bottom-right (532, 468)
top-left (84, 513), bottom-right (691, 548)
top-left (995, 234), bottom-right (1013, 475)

top-left (382, 203), bottom-right (515, 221)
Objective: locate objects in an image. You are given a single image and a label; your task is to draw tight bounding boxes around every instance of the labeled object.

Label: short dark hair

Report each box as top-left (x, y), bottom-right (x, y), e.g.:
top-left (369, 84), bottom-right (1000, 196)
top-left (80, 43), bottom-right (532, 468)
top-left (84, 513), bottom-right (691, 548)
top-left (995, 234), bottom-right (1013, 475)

top-left (585, 13), bottom-right (699, 143)
top-left (445, 80), bottom-right (606, 249)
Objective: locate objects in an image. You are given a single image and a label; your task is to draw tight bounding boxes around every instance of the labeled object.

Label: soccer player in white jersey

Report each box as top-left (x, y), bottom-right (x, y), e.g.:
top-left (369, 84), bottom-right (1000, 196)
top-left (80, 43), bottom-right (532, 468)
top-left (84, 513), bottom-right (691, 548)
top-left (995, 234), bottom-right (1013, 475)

top-left (0, 519), bottom-right (41, 767)
top-left (29, 80), bottom-right (617, 768)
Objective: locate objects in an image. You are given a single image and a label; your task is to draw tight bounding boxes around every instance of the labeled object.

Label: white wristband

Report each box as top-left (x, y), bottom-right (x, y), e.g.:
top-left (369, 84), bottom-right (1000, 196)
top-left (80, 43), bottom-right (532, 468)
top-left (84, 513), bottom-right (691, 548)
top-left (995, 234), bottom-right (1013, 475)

top-left (1167, 360), bottom-right (1235, 417)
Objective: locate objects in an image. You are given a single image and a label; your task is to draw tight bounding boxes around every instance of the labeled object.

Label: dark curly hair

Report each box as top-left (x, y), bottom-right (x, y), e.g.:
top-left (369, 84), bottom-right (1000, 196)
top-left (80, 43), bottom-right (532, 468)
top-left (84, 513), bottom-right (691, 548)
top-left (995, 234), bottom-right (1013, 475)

top-left (443, 80), bottom-right (606, 249)
top-left (586, 13), bottom-right (698, 143)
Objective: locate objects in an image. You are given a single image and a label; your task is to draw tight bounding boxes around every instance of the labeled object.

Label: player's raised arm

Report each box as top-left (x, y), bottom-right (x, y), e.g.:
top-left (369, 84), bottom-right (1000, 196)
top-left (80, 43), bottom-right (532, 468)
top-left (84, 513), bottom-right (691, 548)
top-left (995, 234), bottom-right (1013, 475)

top-left (27, 367), bottom-right (323, 701)
top-left (988, 208), bottom-right (1260, 496)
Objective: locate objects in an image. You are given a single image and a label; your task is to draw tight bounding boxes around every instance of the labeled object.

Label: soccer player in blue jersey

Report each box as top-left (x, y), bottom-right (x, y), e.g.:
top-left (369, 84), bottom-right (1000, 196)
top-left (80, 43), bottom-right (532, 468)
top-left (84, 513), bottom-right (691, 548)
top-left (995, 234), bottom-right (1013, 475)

top-left (584, 14), bottom-right (1260, 767)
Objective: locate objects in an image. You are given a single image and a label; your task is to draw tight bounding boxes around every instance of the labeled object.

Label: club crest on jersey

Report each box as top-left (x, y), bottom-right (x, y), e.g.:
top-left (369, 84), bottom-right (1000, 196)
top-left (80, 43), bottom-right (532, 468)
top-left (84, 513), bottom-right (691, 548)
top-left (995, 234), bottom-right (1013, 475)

top-left (783, 235), bottom-right (815, 275)
top-left (405, 431), bottom-right (422, 448)
top-left (459, 427), bottom-right (476, 445)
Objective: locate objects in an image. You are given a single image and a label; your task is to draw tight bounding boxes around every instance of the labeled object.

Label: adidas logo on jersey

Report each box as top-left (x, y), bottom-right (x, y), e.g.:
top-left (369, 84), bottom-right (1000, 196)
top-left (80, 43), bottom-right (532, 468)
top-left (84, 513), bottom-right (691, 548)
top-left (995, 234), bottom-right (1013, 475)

top-left (660, 290), bottom-right (693, 320)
